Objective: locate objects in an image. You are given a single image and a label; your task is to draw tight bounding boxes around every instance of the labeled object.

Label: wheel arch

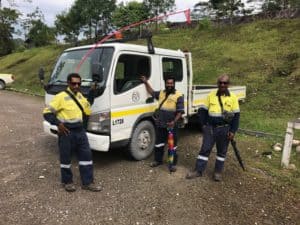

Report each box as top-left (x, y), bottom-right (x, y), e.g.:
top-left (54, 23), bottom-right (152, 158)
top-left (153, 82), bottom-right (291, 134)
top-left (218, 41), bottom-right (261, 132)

top-left (130, 112), bottom-right (155, 138)
top-left (127, 113), bottom-right (157, 160)
top-left (0, 79), bottom-right (6, 90)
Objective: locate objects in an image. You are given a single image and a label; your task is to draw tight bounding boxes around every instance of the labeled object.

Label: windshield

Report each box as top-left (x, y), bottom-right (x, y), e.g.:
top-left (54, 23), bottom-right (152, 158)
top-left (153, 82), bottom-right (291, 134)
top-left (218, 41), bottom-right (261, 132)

top-left (50, 47), bottom-right (114, 86)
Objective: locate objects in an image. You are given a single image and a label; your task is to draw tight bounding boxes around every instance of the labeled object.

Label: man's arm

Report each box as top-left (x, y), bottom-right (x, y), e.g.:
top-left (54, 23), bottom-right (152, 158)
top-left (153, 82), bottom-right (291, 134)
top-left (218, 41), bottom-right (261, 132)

top-left (198, 94), bottom-right (210, 127)
top-left (43, 96), bottom-right (61, 126)
top-left (43, 95), bottom-right (69, 135)
top-left (228, 94), bottom-right (240, 140)
top-left (140, 76), bottom-right (154, 96)
top-left (198, 108), bottom-right (208, 127)
top-left (43, 111), bottom-right (60, 126)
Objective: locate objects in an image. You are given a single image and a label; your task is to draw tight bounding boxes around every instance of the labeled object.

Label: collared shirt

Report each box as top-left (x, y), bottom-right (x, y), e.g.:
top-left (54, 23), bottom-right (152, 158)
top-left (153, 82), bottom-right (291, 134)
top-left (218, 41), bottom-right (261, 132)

top-left (199, 89), bottom-right (240, 132)
top-left (153, 90), bottom-right (184, 127)
top-left (43, 87), bottom-right (91, 126)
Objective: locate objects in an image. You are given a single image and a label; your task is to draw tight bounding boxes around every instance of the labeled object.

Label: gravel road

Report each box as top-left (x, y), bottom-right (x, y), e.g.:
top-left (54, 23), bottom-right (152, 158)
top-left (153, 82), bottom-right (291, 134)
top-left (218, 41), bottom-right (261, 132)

top-left (0, 91), bottom-right (299, 225)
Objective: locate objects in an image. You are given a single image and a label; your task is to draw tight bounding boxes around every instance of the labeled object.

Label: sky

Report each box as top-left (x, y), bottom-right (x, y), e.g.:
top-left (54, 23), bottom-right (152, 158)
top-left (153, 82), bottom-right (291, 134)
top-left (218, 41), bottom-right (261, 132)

top-left (3, 0), bottom-right (200, 26)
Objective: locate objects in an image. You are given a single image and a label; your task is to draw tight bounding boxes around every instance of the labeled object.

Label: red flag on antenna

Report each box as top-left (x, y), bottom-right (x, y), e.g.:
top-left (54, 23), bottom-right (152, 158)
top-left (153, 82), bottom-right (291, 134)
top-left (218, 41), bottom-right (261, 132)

top-left (184, 9), bottom-right (191, 24)
top-left (114, 31), bottom-right (123, 39)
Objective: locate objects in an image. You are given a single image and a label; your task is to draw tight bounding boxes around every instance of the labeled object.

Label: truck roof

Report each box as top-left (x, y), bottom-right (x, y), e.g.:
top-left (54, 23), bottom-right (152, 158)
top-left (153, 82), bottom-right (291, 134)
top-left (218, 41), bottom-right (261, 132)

top-left (65, 42), bottom-right (186, 58)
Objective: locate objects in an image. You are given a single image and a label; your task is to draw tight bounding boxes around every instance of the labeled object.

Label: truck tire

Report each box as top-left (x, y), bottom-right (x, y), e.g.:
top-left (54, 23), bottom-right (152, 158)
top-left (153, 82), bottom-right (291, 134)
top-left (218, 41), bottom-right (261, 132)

top-left (0, 80), bottom-right (5, 90)
top-left (128, 120), bottom-right (156, 161)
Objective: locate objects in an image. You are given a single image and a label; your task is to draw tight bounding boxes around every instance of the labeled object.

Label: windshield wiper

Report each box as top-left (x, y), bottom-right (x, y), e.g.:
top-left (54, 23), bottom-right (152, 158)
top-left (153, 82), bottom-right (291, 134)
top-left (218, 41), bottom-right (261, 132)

top-left (81, 79), bottom-right (93, 82)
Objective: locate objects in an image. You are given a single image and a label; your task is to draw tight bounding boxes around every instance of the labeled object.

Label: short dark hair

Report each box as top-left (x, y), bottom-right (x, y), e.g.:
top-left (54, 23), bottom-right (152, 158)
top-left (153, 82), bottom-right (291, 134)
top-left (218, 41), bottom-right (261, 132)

top-left (164, 75), bottom-right (175, 83)
top-left (67, 73), bottom-right (81, 82)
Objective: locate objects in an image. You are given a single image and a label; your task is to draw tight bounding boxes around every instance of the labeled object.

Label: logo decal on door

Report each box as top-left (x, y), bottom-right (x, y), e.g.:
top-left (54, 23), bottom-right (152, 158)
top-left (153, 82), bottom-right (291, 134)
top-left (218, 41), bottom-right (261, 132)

top-left (132, 91), bottom-right (140, 102)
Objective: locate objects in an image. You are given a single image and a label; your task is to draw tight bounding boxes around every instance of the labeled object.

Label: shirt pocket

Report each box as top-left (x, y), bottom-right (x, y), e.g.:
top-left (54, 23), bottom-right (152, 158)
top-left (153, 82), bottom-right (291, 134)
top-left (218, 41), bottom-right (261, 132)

top-left (64, 101), bottom-right (77, 113)
top-left (224, 100), bottom-right (233, 111)
top-left (209, 98), bottom-right (220, 113)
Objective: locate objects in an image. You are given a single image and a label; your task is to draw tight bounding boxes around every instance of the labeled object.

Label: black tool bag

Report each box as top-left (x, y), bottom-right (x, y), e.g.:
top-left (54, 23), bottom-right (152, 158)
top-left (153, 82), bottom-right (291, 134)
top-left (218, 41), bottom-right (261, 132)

top-left (218, 94), bottom-right (234, 123)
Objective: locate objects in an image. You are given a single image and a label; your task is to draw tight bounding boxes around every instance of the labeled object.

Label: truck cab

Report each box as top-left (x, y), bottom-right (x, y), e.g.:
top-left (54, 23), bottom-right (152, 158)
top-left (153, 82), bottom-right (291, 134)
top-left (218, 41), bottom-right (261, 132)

top-left (42, 42), bottom-right (246, 160)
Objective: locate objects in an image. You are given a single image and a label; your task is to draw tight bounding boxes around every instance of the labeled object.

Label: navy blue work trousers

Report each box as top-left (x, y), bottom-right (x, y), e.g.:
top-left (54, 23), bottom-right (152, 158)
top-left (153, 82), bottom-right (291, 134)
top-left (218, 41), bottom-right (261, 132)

top-left (196, 125), bottom-right (230, 173)
top-left (58, 128), bottom-right (94, 185)
top-left (154, 127), bottom-right (178, 165)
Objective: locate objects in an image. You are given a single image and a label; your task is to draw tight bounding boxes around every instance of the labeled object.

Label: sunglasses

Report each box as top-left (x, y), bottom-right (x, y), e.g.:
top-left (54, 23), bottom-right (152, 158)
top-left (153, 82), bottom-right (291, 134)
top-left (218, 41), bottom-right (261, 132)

top-left (218, 81), bottom-right (229, 85)
top-left (70, 82), bottom-right (81, 86)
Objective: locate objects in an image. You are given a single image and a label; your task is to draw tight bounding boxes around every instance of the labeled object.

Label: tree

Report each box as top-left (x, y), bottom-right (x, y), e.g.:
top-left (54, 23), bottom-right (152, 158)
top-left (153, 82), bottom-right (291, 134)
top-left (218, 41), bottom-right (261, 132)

top-left (74, 0), bottom-right (116, 40)
top-left (27, 19), bottom-right (55, 47)
top-left (112, 1), bottom-right (149, 28)
top-left (55, 9), bottom-right (82, 44)
top-left (261, 0), bottom-right (300, 17)
top-left (20, 7), bottom-right (54, 47)
top-left (209, 0), bottom-right (249, 24)
top-left (55, 0), bottom-right (118, 43)
top-left (143, 0), bottom-right (175, 30)
top-left (0, 7), bottom-right (19, 55)
top-left (21, 7), bottom-right (44, 40)
top-left (192, 1), bottom-right (215, 20)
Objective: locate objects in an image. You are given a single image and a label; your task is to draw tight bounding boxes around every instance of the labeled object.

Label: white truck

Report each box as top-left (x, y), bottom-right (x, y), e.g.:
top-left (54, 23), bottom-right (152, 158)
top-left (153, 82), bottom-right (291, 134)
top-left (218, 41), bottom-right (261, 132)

top-left (40, 42), bottom-right (246, 160)
top-left (0, 73), bottom-right (15, 90)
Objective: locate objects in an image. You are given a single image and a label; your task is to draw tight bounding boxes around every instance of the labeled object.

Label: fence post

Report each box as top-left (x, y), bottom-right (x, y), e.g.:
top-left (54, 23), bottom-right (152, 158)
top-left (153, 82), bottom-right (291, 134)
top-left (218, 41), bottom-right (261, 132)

top-left (281, 119), bottom-right (300, 168)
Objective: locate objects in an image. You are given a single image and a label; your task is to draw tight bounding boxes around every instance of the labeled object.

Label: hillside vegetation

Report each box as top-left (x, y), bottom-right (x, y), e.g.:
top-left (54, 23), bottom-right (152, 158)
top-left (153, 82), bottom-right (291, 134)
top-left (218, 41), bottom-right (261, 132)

top-left (0, 19), bottom-right (299, 133)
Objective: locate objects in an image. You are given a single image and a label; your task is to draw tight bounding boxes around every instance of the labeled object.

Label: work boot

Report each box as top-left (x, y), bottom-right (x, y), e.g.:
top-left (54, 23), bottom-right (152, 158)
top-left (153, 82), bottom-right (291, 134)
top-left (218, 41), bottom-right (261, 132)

top-left (213, 172), bottom-right (222, 182)
top-left (186, 170), bottom-right (202, 179)
top-left (150, 161), bottom-right (162, 168)
top-left (169, 166), bottom-right (177, 173)
top-left (82, 182), bottom-right (102, 192)
top-left (64, 183), bottom-right (76, 192)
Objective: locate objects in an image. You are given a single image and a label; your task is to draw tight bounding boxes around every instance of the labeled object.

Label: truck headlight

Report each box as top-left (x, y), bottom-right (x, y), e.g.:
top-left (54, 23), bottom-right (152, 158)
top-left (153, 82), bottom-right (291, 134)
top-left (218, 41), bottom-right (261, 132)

top-left (87, 111), bottom-right (110, 134)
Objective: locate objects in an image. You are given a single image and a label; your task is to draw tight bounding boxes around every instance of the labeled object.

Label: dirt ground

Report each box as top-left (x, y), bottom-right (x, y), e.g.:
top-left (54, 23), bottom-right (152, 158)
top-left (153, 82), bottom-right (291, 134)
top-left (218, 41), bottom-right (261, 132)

top-left (0, 91), bottom-right (299, 225)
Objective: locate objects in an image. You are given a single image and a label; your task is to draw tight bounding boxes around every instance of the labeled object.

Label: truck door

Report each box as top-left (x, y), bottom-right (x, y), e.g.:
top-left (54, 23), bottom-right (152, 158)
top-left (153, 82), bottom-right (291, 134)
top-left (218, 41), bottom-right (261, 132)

top-left (160, 57), bottom-right (188, 119)
top-left (111, 52), bottom-right (160, 160)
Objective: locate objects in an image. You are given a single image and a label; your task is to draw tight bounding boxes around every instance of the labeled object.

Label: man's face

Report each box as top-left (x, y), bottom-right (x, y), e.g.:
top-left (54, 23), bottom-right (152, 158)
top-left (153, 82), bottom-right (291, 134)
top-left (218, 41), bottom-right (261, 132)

top-left (68, 77), bottom-right (81, 93)
top-left (165, 79), bottom-right (175, 93)
top-left (217, 77), bottom-right (229, 93)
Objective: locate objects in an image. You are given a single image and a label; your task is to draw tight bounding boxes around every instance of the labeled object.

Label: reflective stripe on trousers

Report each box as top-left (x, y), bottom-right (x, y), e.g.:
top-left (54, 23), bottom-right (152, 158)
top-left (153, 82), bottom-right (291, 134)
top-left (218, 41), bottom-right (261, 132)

top-left (196, 125), bottom-right (230, 173)
top-left (58, 128), bottom-right (93, 185)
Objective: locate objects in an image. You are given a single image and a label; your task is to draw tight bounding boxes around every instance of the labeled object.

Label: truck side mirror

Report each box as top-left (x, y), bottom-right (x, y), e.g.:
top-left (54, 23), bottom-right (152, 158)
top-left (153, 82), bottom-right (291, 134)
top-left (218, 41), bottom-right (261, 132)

top-left (38, 67), bottom-right (45, 82)
top-left (92, 63), bottom-right (103, 83)
top-left (38, 67), bottom-right (49, 90)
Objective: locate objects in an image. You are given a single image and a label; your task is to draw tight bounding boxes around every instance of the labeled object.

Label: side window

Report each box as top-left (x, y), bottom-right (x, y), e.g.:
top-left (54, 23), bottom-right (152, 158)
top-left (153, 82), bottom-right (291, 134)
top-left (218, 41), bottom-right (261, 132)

top-left (114, 54), bottom-right (151, 94)
top-left (162, 58), bottom-right (183, 81)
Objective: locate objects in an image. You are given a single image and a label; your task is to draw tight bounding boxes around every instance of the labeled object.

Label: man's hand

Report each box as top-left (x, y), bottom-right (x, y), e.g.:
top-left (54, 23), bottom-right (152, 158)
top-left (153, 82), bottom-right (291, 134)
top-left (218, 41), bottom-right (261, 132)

top-left (140, 76), bottom-right (147, 83)
top-left (227, 132), bottom-right (235, 140)
top-left (58, 123), bottom-right (70, 135)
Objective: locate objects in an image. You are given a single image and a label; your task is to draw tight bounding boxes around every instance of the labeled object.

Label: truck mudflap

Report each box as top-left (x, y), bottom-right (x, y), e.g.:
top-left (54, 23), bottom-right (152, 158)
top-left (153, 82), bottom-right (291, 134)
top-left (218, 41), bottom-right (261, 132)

top-left (42, 121), bottom-right (110, 152)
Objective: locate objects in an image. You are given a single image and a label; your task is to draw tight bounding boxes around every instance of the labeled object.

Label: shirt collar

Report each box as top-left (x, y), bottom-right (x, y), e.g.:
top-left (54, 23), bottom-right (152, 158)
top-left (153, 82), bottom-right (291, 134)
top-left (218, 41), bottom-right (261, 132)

top-left (216, 89), bottom-right (230, 96)
top-left (67, 87), bottom-right (78, 96)
top-left (163, 89), bottom-right (176, 94)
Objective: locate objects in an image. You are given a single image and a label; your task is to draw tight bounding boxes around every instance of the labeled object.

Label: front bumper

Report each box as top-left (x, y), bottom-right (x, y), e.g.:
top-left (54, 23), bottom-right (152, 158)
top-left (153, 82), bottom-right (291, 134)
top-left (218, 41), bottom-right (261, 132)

top-left (43, 121), bottom-right (110, 152)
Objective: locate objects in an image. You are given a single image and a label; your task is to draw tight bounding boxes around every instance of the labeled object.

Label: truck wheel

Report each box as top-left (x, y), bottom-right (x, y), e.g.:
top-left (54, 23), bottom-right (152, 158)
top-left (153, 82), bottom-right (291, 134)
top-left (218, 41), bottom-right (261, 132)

top-left (0, 80), bottom-right (5, 90)
top-left (128, 120), bottom-right (156, 161)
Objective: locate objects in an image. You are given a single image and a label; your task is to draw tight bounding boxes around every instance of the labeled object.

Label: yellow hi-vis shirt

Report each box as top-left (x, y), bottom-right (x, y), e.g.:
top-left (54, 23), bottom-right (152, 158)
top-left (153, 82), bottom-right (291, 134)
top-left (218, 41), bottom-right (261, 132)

top-left (158, 90), bottom-right (183, 112)
top-left (43, 88), bottom-right (91, 123)
top-left (203, 90), bottom-right (240, 117)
